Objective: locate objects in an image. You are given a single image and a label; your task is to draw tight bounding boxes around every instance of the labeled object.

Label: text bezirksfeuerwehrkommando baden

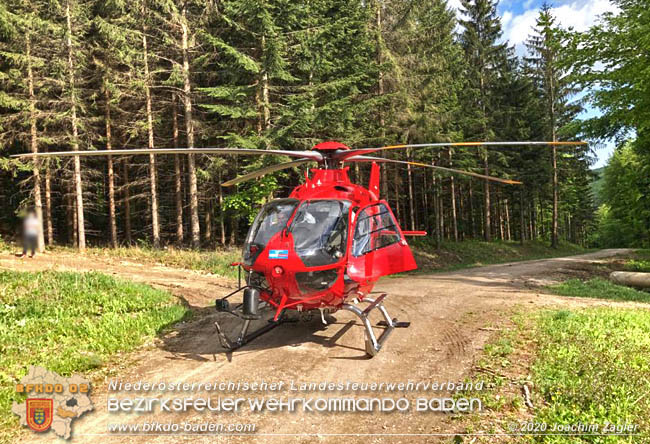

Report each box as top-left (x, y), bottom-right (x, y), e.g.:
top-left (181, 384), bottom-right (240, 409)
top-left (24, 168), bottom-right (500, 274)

top-left (108, 379), bottom-right (483, 393)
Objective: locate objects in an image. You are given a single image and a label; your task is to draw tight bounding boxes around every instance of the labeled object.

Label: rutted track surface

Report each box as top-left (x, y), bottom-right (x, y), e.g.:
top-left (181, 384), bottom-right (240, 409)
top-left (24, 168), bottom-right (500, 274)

top-left (0, 249), bottom-right (634, 443)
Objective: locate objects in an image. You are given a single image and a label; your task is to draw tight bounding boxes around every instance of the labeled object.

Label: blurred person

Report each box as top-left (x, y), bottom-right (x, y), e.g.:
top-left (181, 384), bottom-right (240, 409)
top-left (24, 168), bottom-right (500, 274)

top-left (20, 210), bottom-right (40, 258)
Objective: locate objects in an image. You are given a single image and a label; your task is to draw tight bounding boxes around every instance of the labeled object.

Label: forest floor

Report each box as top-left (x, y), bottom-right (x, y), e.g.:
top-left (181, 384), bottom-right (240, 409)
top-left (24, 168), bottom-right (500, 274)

top-left (0, 247), bottom-right (645, 444)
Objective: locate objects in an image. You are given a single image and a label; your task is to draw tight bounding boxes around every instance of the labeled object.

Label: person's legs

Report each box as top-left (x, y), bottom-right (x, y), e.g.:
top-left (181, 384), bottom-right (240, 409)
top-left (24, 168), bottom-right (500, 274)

top-left (27, 235), bottom-right (37, 257)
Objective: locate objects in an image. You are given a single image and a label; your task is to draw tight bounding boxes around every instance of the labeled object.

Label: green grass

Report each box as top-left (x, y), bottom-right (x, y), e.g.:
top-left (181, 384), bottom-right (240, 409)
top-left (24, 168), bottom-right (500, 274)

top-left (532, 308), bottom-right (650, 442)
top-left (410, 239), bottom-right (591, 273)
top-left (0, 270), bottom-right (189, 440)
top-left (55, 245), bottom-right (242, 279)
top-left (459, 308), bottom-right (650, 442)
top-left (548, 278), bottom-right (650, 303)
top-left (625, 250), bottom-right (650, 272)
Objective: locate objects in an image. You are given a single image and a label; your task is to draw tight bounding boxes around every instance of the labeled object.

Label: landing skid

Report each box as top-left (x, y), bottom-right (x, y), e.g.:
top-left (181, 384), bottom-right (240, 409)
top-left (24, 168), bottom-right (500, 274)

top-left (214, 314), bottom-right (283, 351)
top-left (213, 291), bottom-right (408, 356)
top-left (342, 294), bottom-right (409, 357)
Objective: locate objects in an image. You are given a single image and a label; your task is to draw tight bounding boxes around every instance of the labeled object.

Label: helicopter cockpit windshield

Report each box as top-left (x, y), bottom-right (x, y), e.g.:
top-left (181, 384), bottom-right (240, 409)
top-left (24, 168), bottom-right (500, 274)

top-left (243, 198), bottom-right (298, 265)
top-left (242, 198), bottom-right (351, 268)
top-left (290, 200), bottom-right (351, 267)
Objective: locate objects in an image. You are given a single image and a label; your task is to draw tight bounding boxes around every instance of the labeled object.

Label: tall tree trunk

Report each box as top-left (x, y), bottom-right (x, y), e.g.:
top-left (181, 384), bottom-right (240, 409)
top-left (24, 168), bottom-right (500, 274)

top-left (497, 197), bottom-right (504, 240)
top-left (423, 172), bottom-right (429, 232)
top-left (142, 30), bottom-right (161, 248)
top-left (437, 152), bottom-right (444, 238)
top-left (505, 198), bottom-right (511, 241)
top-left (65, 0), bottom-right (85, 251)
top-left (123, 160), bottom-right (132, 245)
top-left (469, 183), bottom-right (476, 238)
top-left (376, 2), bottom-right (388, 199)
top-left (218, 176), bottom-right (225, 246)
top-left (550, 66), bottom-right (559, 248)
top-left (551, 144), bottom-right (558, 248)
top-left (531, 194), bottom-right (538, 239)
top-left (45, 163), bottom-right (53, 245)
top-left (229, 216), bottom-right (237, 245)
top-left (431, 155), bottom-right (441, 249)
top-left (261, 37), bottom-right (271, 132)
top-left (393, 165), bottom-right (401, 222)
top-left (181, 4), bottom-right (201, 248)
top-left (172, 94), bottom-right (184, 246)
top-left (528, 201), bottom-right (534, 240)
top-left (204, 198), bottom-right (212, 246)
top-left (519, 189), bottom-right (525, 245)
top-left (26, 32), bottom-right (45, 253)
top-left (66, 186), bottom-right (74, 244)
top-left (457, 183), bottom-right (464, 240)
top-left (407, 149), bottom-right (415, 231)
top-left (104, 87), bottom-right (118, 248)
top-left (448, 147), bottom-right (458, 241)
top-left (482, 148), bottom-right (491, 241)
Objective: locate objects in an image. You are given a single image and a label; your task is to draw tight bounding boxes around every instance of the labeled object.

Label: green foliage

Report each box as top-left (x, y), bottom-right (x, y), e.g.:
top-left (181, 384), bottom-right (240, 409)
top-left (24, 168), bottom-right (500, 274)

top-left (593, 142), bottom-right (650, 247)
top-left (624, 250), bottom-right (650, 272)
top-left (547, 278), bottom-right (650, 303)
top-left (565, 0), bottom-right (650, 148)
top-left (590, 167), bottom-right (605, 206)
top-left (565, 0), bottom-right (650, 248)
top-left (625, 260), bottom-right (650, 273)
top-left (533, 308), bottom-right (650, 442)
top-left (0, 270), bottom-right (188, 438)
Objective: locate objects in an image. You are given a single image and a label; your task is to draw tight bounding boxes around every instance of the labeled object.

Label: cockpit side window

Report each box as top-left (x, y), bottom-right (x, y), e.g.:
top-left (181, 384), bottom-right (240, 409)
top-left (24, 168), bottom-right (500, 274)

top-left (290, 200), bottom-right (351, 267)
top-left (352, 203), bottom-right (401, 257)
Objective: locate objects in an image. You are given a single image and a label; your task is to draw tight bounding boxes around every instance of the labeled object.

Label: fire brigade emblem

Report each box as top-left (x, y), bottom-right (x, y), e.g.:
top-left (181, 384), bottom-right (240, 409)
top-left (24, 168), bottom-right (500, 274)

top-left (26, 398), bottom-right (53, 432)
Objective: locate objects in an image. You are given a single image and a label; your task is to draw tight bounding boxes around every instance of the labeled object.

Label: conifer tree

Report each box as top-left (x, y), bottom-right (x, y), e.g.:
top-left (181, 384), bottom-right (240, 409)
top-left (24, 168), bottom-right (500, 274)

top-left (525, 4), bottom-right (581, 247)
top-left (458, 0), bottom-right (508, 241)
top-left (0, 0), bottom-right (52, 251)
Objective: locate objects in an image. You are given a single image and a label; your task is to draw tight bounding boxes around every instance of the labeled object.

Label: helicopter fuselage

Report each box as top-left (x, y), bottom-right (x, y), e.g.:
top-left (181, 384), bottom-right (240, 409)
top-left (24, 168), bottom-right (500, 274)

top-left (241, 164), bottom-right (419, 320)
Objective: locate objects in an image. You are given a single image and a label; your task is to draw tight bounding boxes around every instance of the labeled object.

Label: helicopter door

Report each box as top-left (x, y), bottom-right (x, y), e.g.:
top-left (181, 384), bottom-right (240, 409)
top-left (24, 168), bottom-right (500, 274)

top-left (347, 202), bottom-right (416, 282)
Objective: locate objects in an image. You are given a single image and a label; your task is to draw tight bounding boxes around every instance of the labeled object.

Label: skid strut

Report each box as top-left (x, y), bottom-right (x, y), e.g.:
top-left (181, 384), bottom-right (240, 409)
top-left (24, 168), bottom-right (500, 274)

top-left (214, 314), bottom-right (282, 351)
top-left (214, 285), bottom-right (284, 351)
top-left (342, 294), bottom-right (408, 357)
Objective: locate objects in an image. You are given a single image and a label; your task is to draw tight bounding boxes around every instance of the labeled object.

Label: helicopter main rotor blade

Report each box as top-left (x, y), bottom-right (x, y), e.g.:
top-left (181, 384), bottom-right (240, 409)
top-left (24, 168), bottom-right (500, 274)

top-left (336, 140), bottom-right (588, 161)
top-left (346, 155), bottom-right (522, 185)
top-left (221, 159), bottom-right (314, 187)
top-left (12, 147), bottom-right (324, 161)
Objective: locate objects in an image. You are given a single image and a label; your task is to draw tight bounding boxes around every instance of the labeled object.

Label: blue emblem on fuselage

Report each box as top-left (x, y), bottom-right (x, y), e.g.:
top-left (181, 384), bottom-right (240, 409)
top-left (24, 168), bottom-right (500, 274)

top-left (269, 249), bottom-right (289, 259)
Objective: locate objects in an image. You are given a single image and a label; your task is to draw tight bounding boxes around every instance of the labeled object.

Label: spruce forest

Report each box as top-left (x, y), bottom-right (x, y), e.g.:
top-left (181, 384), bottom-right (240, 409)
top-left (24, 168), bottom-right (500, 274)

top-left (0, 0), bottom-right (646, 251)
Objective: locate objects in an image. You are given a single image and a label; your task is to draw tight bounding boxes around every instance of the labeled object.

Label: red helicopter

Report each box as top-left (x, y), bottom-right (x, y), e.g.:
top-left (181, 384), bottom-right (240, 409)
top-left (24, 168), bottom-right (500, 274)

top-left (16, 139), bottom-right (585, 356)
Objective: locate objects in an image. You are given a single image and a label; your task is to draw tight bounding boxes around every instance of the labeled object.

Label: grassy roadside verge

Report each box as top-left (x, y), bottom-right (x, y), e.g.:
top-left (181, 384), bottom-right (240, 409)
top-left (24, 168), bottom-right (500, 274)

top-left (532, 308), bottom-right (650, 442)
top-left (457, 307), bottom-right (650, 443)
top-left (51, 245), bottom-right (242, 279)
top-left (411, 239), bottom-right (591, 273)
top-left (548, 278), bottom-right (650, 303)
top-left (5, 239), bottom-right (591, 277)
top-left (544, 249), bottom-right (650, 303)
top-left (0, 270), bottom-right (189, 442)
top-left (457, 251), bottom-right (650, 442)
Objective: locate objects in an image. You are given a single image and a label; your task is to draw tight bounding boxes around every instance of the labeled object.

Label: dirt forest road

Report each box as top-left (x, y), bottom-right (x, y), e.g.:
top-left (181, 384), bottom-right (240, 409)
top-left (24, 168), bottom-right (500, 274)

top-left (0, 249), bottom-right (634, 443)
